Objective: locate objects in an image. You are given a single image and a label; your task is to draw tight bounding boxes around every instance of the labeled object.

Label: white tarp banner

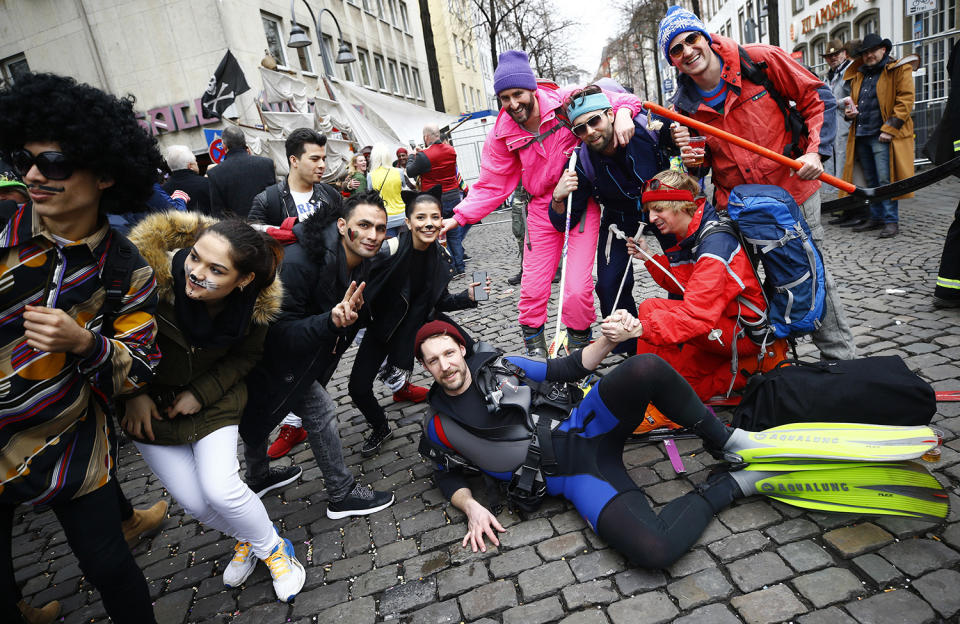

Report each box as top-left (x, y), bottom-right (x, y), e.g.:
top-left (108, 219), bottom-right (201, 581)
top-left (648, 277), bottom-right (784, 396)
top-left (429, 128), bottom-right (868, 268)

top-left (259, 67), bottom-right (311, 112)
top-left (333, 80), bottom-right (458, 147)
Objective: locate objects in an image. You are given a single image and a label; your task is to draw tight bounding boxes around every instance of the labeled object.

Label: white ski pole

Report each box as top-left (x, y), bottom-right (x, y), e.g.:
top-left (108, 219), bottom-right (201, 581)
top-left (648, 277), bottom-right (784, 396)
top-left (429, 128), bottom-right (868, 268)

top-left (551, 151), bottom-right (578, 355)
top-left (608, 224), bottom-right (685, 293)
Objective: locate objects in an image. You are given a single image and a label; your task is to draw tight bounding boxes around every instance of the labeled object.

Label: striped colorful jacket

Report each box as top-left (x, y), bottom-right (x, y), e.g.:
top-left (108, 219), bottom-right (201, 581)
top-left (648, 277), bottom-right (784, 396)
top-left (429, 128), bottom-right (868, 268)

top-left (0, 204), bottom-right (159, 506)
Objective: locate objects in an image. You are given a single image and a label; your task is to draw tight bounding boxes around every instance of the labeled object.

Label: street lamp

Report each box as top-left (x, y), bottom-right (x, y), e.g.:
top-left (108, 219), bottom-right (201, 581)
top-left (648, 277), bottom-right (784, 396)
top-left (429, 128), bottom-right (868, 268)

top-left (287, 0), bottom-right (357, 76)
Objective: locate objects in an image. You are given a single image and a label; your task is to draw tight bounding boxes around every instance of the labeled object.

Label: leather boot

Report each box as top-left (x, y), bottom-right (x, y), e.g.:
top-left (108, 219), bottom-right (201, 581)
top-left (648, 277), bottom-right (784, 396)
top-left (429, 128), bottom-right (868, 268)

top-left (521, 324), bottom-right (547, 358)
top-left (122, 499), bottom-right (168, 547)
top-left (852, 220), bottom-right (883, 232)
top-left (566, 327), bottom-right (592, 352)
top-left (17, 600), bottom-right (61, 624)
top-left (507, 271), bottom-right (522, 286)
top-left (877, 223), bottom-right (899, 238)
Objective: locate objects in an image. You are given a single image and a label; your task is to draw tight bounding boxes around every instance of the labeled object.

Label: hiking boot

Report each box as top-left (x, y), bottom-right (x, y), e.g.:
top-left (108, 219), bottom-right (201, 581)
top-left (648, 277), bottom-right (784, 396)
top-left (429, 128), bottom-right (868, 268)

top-left (852, 220), bottom-right (883, 232)
top-left (521, 324), bottom-right (547, 358)
top-left (223, 541), bottom-right (257, 588)
top-left (839, 217), bottom-right (869, 228)
top-left (17, 600), bottom-right (61, 624)
top-left (392, 381), bottom-right (428, 403)
top-left (566, 327), bottom-right (592, 352)
top-left (248, 465), bottom-right (302, 498)
top-left (121, 500), bottom-right (168, 547)
top-left (267, 425), bottom-right (307, 459)
top-left (361, 427), bottom-right (393, 458)
top-left (263, 538), bottom-right (305, 602)
top-left (933, 296), bottom-right (960, 309)
top-left (878, 223), bottom-right (899, 238)
top-left (507, 271), bottom-right (522, 285)
top-left (327, 484), bottom-right (395, 519)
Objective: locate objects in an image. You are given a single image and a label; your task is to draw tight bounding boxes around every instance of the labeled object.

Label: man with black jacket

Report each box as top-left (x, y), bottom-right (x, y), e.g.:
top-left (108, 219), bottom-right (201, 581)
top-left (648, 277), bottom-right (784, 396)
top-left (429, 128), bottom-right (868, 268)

top-left (162, 145), bottom-right (211, 214)
top-left (249, 128), bottom-right (342, 226)
top-left (242, 191), bottom-right (394, 518)
top-left (206, 126), bottom-right (275, 218)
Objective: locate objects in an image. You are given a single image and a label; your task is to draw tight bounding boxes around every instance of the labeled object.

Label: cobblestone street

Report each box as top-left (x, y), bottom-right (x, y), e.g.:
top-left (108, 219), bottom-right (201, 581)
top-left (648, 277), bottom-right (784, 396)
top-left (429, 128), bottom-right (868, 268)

top-left (12, 177), bottom-right (960, 624)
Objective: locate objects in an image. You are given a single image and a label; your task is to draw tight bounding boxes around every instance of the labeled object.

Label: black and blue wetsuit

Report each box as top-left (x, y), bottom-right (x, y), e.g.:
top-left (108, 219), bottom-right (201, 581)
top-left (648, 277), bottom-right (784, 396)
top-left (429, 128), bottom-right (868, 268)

top-left (422, 351), bottom-right (740, 568)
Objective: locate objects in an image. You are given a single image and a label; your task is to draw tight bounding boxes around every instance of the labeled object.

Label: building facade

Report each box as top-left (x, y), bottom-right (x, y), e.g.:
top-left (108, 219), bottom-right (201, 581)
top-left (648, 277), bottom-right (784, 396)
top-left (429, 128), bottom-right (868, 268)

top-left (0, 0), bottom-right (436, 156)
top-left (420, 0), bottom-right (493, 115)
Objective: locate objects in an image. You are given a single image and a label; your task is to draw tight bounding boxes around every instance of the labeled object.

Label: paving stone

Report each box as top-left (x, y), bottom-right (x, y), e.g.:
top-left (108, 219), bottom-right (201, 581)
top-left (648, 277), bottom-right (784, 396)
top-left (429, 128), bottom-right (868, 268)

top-left (189, 592), bottom-right (236, 620)
top-left (730, 584), bottom-right (808, 624)
top-left (153, 588), bottom-right (193, 624)
top-left (550, 510), bottom-right (588, 534)
top-left (408, 598), bottom-right (461, 624)
top-left (792, 566), bottom-right (864, 608)
top-left (502, 596), bottom-right (565, 624)
top-left (404, 549), bottom-right (450, 578)
top-left (707, 530), bottom-right (770, 562)
top-left (851, 553), bottom-right (903, 587)
top-left (873, 516), bottom-right (941, 539)
top-left (379, 577), bottom-right (437, 615)
top-left (316, 595), bottom-right (376, 624)
top-left (727, 551), bottom-right (793, 592)
top-left (569, 549), bottom-right (627, 582)
top-left (291, 581), bottom-right (350, 618)
top-left (375, 538), bottom-right (418, 566)
top-left (498, 518), bottom-right (555, 549)
top-left (911, 569), bottom-right (960, 618)
top-left (778, 539), bottom-right (833, 572)
top-left (718, 501), bottom-right (781, 532)
top-left (666, 548), bottom-right (714, 578)
top-left (419, 523), bottom-right (466, 552)
top-left (613, 567), bottom-right (667, 595)
top-left (437, 560), bottom-right (490, 599)
top-left (765, 518), bottom-right (820, 544)
top-left (693, 518), bottom-right (732, 546)
top-left (399, 509), bottom-right (448, 537)
top-left (823, 523), bottom-right (894, 558)
top-left (667, 567), bottom-right (734, 610)
top-left (645, 478), bottom-right (693, 504)
top-left (559, 610), bottom-right (611, 624)
top-left (518, 560), bottom-right (576, 601)
top-left (878, 538), bottom-right (960, 576)
top-left (458, 579), bottom-right (518, 620)
top-left (325, 553), bottom-right (373, 580)
top-left (489, 545), bottom-right (542, 578)
top-left (797, 606), bottom-right (858, 624)
top-left (561, 578), bottom-right (619, 609)
top-left (537, 531), bottom-right (588, 561)
top-left (607, 591), bottom-right (678, 624)
top-left (672, 602), bottom-right (742, 624)
top-left (845, 589), bottom-right (937, 624)
top-left (353, 563), bottom-right (400, 596)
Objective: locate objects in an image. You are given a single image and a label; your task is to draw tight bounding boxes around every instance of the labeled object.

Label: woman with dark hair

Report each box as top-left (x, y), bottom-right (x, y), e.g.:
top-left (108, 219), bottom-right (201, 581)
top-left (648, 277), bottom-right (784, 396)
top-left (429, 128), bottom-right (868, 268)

top-left (349, 186), bottom-right (489, 457)
top-left (122, 212), bottom-right (307, 602)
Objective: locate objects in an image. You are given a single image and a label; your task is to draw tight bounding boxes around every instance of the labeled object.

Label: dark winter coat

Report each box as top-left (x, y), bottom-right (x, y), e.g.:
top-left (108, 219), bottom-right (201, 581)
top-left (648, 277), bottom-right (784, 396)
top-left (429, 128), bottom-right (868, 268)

top-left (248, 177), bottom-right (343, 226)
top-left (162, 169), bottom-right (212, 214)
top-left (207, 149), bottom-right (276, 218)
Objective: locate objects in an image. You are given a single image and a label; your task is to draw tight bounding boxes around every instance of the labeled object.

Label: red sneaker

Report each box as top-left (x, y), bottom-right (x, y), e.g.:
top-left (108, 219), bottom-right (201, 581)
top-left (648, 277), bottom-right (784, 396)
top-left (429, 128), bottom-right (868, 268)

top-left (267, 425), bottom-right (307, 459)
top-left (392, 382), bottom-right (429, 404)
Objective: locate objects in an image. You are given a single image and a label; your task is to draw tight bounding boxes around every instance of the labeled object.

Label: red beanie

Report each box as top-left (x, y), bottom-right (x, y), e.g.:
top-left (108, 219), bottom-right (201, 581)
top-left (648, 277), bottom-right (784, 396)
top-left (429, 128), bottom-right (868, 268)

top-left (415, 320), bottom-right (465, 359)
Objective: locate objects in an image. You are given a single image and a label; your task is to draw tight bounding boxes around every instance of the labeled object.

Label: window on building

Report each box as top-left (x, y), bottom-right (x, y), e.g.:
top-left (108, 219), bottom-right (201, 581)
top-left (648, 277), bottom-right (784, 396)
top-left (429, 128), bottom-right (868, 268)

top-left (374, 54), bottom-right (387, 90)
top-left (830, 24), bottom-right (850, 42)
top-left (792, 0), bottom-right (803, 15)
top-left (294, 24), bottom-right (313, 73)
top-left (376, 0), bottom-right (385, 20)
top-left (387, 59), bottom-right (401, 93)
top-left (341, 42), bottom-right (355, 81)
top-left (0, 53), bottom-right (29, 86)
top-left (462, 84), bottom-right (470, 111)
top-left (399, 1), bottom-right (410, 30)
top-left (321, 34), bottom-right (337, 77)
top-left (386, 0), bottom-right (399, 26)
top-left (357, 48), bottom-right (372, 86)
top-left (793, 44), bottom-right (808, 66)
top-left (400, 64), bottom-right (412, 96)
top-left (362, 0), bottom-right (373, 11)
top-left (738, 8), bottom-right (746, 42)
top-left (724, 19), bottom-right (732, 38)
top-left (261, 13), bottom-right (288, 67)
top-left (411, 67), bottom-right (424, 99)
top-left (855, 11), bottom-right (879, 39)
top-left (455, 38), bottom-right (461, 63)
top-left (812, 36), bottom-right (826, 62)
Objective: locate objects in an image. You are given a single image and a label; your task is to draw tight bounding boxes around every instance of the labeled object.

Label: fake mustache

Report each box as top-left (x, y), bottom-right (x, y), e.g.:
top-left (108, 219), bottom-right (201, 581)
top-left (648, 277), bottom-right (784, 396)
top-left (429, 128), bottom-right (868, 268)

top-left (28, 184), bottom-right (65, 193)
top-left (188, 274), bottom-right (219, 290)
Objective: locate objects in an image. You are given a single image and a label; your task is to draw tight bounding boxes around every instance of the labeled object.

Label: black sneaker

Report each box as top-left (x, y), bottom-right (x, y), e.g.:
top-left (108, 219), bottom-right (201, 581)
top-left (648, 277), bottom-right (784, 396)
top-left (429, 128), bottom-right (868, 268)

top-left (326, 484), bottom-right (395, 519)
top-left (248, 466), bottom-right (302, 498)
top-left (507, 271), bottom-right (522, 286)
top-left (360, 427), bottom-right (393, 458)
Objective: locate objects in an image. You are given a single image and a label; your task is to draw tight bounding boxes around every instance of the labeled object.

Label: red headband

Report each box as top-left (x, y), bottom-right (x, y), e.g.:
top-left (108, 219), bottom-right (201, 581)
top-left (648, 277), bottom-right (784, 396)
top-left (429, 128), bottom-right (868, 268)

top-left (641, 189), bottom-right (696, 204)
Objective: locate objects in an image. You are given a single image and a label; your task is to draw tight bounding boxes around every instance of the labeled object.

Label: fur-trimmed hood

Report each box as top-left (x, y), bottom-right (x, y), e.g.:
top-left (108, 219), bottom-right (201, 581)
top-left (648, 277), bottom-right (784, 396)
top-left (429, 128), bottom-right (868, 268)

top-left (128, 211), bottom-right (283, 325)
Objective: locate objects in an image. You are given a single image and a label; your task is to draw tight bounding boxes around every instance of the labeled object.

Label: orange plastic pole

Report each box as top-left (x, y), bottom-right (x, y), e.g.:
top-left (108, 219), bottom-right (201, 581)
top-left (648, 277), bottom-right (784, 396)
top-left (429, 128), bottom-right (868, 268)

top-left (643, 101), bottom-right (858, 195)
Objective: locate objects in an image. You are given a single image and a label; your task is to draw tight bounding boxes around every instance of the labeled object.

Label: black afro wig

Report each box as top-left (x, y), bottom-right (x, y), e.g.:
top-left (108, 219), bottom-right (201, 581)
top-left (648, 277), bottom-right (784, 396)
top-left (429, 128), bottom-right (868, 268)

top-left (0, 72), bottom-right (163, 214)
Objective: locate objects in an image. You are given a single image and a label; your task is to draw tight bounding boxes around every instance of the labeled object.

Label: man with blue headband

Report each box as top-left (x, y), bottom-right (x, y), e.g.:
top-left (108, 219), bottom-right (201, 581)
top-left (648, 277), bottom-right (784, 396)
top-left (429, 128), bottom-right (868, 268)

top-left (550, 84), bottom-right (670, 352)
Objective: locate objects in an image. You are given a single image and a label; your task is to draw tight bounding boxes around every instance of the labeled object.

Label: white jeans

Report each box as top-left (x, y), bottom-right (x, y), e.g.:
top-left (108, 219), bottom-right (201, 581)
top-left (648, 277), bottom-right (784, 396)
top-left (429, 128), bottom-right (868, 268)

top-left (135, 425), bottom-right (279, 558)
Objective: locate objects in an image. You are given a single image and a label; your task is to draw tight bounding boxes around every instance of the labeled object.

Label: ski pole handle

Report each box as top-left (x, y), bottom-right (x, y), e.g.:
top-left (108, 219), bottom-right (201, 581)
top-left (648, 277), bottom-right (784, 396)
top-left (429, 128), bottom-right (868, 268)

top-left (642, 101), bottom-right (857, 195)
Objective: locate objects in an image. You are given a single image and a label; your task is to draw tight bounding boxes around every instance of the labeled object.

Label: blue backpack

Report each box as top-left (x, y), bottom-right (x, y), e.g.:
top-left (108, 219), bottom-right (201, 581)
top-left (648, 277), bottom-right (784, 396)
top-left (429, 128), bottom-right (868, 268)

top-left (720, 184), bottom-right (826, 339)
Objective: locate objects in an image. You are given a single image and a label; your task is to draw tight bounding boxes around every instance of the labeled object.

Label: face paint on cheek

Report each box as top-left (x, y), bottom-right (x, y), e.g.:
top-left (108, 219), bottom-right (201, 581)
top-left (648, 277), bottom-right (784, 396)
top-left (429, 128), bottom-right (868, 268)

top-left (347, 228), bottom-right (356, 241)
top-left (188, 273), bottom-right (220, 290)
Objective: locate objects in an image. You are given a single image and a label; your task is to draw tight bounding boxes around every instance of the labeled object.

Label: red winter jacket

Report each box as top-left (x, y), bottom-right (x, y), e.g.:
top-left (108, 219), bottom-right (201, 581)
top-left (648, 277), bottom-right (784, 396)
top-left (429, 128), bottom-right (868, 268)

top-left (638, 200), bottom-right (765, 346)
top-left (672, 35), bottom-right (836, 208)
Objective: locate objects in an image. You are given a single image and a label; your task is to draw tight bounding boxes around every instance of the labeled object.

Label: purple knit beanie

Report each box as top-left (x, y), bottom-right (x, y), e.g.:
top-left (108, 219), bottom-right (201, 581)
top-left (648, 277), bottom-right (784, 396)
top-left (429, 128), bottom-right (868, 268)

top-left (493, 50), bottom-right (537, 94)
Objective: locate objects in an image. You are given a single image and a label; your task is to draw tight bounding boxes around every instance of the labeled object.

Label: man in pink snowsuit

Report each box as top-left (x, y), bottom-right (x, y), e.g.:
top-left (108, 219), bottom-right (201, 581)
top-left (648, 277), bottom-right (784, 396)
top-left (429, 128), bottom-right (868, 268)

top-left (441, 50), bottom-right (645, 356)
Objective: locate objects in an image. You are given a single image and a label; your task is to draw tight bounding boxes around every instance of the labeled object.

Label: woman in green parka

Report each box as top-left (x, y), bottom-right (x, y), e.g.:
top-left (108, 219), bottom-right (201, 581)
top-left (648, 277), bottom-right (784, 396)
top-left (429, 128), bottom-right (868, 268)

top-left (121, 212), bottom-right (307, 603)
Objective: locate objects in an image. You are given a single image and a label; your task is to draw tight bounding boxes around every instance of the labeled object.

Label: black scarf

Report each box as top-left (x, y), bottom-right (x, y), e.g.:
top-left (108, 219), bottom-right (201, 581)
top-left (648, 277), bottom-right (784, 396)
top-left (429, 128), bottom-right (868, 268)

top-left (171, 248), bottom-right (257, 349)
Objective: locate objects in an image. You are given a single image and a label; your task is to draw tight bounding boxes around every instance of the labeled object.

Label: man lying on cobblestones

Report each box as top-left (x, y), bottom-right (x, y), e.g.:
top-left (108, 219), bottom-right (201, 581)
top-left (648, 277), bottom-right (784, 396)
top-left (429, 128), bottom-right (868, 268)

top-left (242, 190), bottom-right (394, 519)
top-left (414, 319), bottom-right (745, 568)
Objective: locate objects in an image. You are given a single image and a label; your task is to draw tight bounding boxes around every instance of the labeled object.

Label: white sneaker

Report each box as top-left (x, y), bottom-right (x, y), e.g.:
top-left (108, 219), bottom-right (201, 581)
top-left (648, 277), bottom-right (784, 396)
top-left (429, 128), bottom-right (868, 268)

top-left (263, 537), bottom-right (305, 602)
top-left (223, 541), bottom-right (257, 588)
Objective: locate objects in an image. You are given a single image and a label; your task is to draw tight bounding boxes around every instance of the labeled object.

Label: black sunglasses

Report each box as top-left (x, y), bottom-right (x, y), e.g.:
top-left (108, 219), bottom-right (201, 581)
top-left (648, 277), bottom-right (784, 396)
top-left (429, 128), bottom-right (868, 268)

top-left (10, 148), bottom-right (76, 181)
top-left (669, 32), bottom-right (703, 58)
top-left (643, 179), bottom-right (683, 192)
top-left (571, 112), bottom-right (607, 137)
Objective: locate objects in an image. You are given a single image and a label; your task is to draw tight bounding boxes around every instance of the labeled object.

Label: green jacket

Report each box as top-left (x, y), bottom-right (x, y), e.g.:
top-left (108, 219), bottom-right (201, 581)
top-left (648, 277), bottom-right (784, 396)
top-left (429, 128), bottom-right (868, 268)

top-left (128, 212), bottom-right (283, 445)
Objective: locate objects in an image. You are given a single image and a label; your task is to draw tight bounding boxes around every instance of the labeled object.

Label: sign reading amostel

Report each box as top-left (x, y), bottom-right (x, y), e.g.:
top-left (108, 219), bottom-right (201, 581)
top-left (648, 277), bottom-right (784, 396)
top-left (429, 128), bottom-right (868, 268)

top-left (136, 99), bottom-right (221, 137)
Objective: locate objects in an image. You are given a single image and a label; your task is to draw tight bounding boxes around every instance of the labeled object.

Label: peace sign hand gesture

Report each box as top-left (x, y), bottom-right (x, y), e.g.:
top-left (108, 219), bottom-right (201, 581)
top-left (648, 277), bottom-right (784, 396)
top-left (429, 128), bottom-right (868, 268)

top-left (331, 281), bottom-right (366, 328)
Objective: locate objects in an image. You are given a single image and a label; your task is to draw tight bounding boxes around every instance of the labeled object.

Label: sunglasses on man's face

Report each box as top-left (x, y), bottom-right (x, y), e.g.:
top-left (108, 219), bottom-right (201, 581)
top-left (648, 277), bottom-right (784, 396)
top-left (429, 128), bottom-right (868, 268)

top-left (10, 148), bottom-right (76, 181)
top-left (571, 112), bottom-right (608, 137)
top-left (669, 32), bottom-right (704, 59)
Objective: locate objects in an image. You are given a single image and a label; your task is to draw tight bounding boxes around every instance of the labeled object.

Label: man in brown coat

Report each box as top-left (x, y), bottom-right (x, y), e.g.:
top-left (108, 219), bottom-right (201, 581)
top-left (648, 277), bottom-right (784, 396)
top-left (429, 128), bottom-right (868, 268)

top-left (840, 32), bottom-right (915, 238)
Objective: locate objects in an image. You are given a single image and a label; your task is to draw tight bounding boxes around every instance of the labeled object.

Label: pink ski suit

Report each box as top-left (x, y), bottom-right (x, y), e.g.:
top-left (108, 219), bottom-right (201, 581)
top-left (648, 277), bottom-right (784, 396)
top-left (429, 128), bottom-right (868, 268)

top-left (453, 87), bottom-right (643, 330)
